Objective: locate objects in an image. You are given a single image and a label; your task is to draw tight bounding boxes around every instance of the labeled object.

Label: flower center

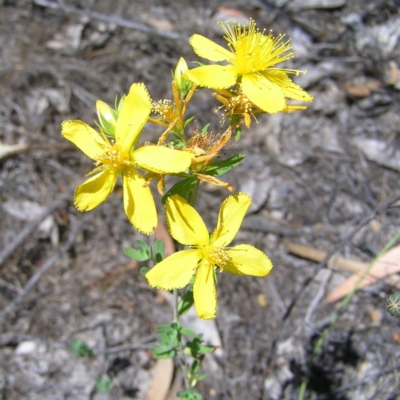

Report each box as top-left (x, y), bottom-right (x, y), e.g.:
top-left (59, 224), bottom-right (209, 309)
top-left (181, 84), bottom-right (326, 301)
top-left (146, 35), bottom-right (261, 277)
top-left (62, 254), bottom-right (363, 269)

top-left (219, 20), bottom-right (295, 75)
top-left (96, 143), bottom-right (131, 171)
top-left (203, 245), bottom-right (230, 269)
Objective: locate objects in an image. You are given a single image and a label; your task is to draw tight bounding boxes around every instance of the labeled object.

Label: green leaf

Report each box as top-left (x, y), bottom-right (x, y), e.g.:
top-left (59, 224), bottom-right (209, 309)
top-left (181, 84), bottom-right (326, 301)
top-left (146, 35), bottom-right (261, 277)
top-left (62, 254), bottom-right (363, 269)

top-left (116, 95), bottom-right (124, 113)
top-left (94, 377), bottom-right (113, 393)
top-left (156, 322), bottom-right (181, 349)
top-left (198, 345), bottom-right (214, 354)
top-left (162, 177), bottom-right (198, 204)
top-left (154, 240), bottom-right (165, 263)
top-left (184, 116), bottom-right (195, 128)
top-left (177, 388), bottom-right (203, 399)
top-left (202, 154), bottom-right (244, 177)
top-left (170, 133), bottom-right (186, 148)
top-left (124, 247), bottom-right (150, 262)
top-left (196, 373), bottom-right (208, 381)
top-left (99, 114), bottom-right (116, 137)
top-left (191, 61), bottom-right (205, 67)
top-left (151, 346), bottom-right (177, 359)
top-left (200, 123), bottom-right (210, 135)
top-left (136, 240), bottom-right (150, 253)
top-left (71, 339), bottom-right (95, 358)
top-left (178, 288), bottom-right (194, 316)
top-left (180, 326), bottom-right (197, 338)
top-left (140, 267), bottom-right (150, 276)
top-left (184, 336), bottom-right (214, 358)
top-left (156, 324), bottom-right (175, 334)
top-left (191, 359), bottom-right (200, 373)
top-left (235, 125), bottom-right (242, 141)
top-left (124, 240), bottom-right (151, 262)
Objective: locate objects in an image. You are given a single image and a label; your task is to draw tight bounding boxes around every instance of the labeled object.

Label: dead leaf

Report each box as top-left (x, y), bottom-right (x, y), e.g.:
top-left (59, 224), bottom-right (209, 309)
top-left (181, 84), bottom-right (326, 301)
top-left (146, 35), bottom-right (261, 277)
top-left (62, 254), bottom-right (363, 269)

top-left (0, 142), bottom-right (28, 160)
top-left (257, 293), bottom-right (268, 308)
top-left (324, 245), bottom-right (400, 304)
top-left (165, 374), bottom-right (182, 400)
top-left (145, 358), bottom-right (174, 400)
top-left (392, 332), bottom-right (400, 342)
top-left (369, 308), bottom-right (382, 324)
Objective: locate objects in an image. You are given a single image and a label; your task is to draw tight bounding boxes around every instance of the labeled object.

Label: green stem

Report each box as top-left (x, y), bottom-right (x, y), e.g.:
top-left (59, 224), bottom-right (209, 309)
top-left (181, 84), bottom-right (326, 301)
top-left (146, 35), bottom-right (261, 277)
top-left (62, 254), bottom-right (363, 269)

top-left (298, 230), bottom-right (400, 400)
top-left (173, 289), bottom-right (178, 322)
top-left (172, 180), bottom-right (201, 391)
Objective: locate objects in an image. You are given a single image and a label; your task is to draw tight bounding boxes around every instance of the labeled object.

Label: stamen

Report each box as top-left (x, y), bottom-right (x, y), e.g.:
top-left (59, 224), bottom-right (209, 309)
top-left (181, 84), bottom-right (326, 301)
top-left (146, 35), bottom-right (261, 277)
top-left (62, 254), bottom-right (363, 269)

top-left (203, 245), bottom-right (230, 270)
top-left (97, 143), bottom-right (131, 171)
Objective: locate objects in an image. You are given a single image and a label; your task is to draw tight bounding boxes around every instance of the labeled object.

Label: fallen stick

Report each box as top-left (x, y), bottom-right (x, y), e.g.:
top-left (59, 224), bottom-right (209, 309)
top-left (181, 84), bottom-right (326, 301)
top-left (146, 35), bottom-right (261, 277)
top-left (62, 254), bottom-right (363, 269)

top-left (284, 241), bottom-right (400, 289)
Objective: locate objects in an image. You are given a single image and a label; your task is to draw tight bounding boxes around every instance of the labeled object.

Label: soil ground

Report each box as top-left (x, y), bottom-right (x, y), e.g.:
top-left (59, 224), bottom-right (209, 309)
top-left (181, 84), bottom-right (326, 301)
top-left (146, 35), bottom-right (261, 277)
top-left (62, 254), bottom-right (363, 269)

top-left (1, 0), bottom-right (400, 399)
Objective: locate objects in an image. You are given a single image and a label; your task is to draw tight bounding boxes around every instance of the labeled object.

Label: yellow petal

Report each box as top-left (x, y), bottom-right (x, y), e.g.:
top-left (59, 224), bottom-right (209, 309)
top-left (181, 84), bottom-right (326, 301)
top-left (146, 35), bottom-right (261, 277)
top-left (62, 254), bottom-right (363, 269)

top-left (166, 195), bottom-right (209, 246)
top-left (212, 193), bottom-right (251, 248)
top-left (146, 249), bottom-right (202, 290)
top-left (189, 34), bottom-right (232, 62)
top-left (115, 83), bottom-right (152, 150)
top-left (226, 244), bottom-right (273, 277)
top-left (185, 65), bottom-right (237, 90)
top-left (123, 167), bottom-right (157, 235)
top-left (193, 259), bottom-right (217, 319)
top-left (62, 120), bottom-right (107, 160)
top-left (241, 73), bottom-right (286, 113)
top-left (282, 105), bottom-right (308, 113)
top-left (132, 146), bottom-right (193, 174)
top-left (74, 168), bottom-right (118, 212)
top-left (263, 70), bottom-right (313, 102)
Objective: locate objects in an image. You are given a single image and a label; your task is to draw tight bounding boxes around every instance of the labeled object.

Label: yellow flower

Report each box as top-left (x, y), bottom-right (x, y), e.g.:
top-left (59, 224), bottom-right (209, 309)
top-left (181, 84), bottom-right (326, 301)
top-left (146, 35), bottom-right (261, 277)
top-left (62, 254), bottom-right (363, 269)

top-left (62, 83), bottom-right (194, 235)
top-left (184, 19), bottom-right (313, 113)
top-left (146, 193), bottom-right (273, 319)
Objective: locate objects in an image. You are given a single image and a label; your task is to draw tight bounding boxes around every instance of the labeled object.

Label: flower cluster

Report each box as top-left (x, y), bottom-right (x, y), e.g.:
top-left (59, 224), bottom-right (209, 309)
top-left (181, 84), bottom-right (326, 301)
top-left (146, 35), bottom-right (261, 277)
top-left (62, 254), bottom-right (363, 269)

top-left (62, 19), bottom-right (312, 319)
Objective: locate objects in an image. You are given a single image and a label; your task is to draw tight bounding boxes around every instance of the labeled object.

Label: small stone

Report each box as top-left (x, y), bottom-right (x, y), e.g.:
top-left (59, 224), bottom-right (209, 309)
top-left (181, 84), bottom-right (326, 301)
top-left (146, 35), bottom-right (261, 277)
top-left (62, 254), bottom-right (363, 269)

top-left (15, 341), bottom-right (37, 355)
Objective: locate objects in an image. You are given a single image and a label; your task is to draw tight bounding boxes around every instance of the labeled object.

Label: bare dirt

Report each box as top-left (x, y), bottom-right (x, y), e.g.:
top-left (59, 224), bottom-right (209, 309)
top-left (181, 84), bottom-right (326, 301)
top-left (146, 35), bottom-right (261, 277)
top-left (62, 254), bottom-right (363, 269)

top-left (1, 0), bottom-right (400, 399)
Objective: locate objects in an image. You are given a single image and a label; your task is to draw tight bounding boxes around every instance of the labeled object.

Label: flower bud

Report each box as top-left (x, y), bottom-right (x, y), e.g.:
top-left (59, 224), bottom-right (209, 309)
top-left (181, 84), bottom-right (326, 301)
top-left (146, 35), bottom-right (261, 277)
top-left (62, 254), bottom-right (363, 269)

top-left (174, 57), bottom-right (192, 95)
top-left (96, 100), bottom-right (117, 137)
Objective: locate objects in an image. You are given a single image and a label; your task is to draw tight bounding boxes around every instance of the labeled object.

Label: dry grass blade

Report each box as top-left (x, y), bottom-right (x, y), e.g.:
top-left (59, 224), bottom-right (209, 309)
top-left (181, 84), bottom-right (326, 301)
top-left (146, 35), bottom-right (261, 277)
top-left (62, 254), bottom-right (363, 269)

top-left (285, 241), bottom-right (400, 304)
top-left (324, 245), bottom-right (400, 304)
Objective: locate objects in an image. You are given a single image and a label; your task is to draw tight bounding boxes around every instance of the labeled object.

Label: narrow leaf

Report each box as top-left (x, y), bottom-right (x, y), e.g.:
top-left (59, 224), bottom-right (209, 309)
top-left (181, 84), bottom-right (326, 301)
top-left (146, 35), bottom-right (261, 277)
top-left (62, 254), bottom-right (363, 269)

top-left (178, 288), bottom-right (195, 316)
top-left (202, 154), bottom-right (244, 176)
top-left (154, 240), bottom-right (165, 262)
top-left (162, 177), bottom-right (198, 204)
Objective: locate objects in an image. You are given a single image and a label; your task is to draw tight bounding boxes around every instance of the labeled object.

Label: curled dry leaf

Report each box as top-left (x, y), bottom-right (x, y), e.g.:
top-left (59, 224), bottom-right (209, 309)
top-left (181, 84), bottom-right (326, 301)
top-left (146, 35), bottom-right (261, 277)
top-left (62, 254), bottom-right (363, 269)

top-left (145, 358), bottom-right (174, 400)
